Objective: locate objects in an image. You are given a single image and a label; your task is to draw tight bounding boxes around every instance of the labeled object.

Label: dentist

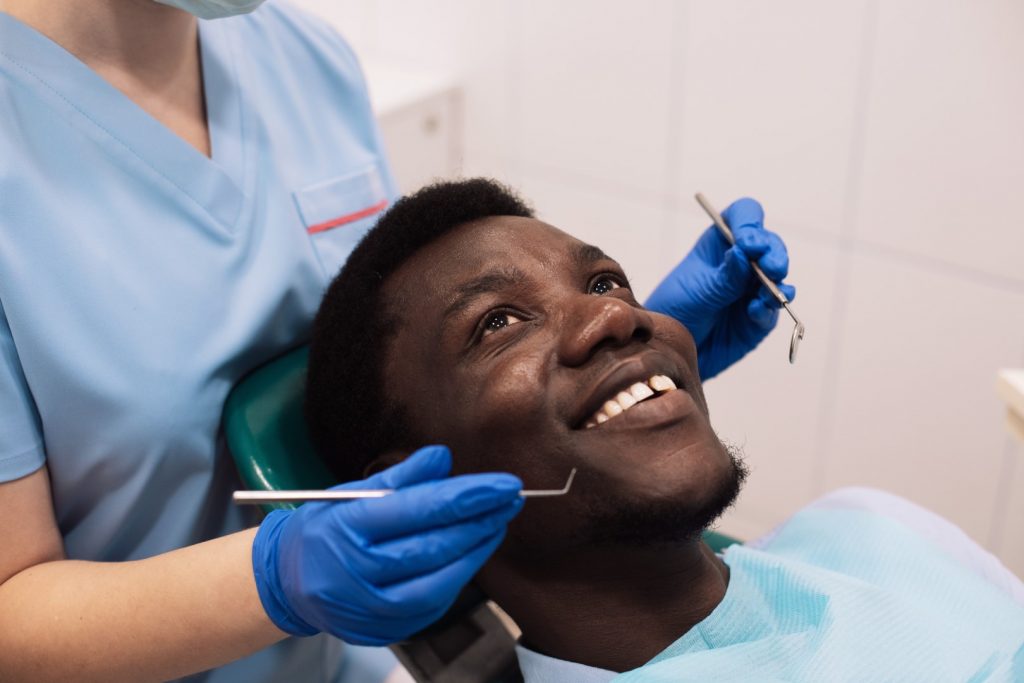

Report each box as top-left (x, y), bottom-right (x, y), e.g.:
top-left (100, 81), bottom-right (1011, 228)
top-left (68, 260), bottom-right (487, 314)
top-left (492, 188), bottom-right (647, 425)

top-left (0, 1), bottom-right (794, 681)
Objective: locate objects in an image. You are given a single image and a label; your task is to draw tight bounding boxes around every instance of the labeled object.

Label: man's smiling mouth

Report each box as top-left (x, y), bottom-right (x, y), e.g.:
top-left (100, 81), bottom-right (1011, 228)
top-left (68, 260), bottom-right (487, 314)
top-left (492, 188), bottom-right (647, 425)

top-left (583, 375), bottom-right (677, 429)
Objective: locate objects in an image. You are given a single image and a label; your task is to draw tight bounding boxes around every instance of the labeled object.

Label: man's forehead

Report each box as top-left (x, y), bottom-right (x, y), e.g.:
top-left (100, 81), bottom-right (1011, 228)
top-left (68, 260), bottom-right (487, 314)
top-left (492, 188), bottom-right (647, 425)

top-left (393, 216), bottom-right (567, 280)
top-left (383, 215), bottom-right (616, 318)
top-left (449, 215), bottom-right (579, 259)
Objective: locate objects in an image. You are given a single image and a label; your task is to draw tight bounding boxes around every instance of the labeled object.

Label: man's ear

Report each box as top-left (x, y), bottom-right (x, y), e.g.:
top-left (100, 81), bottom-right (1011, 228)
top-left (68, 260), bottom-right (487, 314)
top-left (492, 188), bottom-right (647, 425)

top-left (362, 449), bottom-right (412, 478)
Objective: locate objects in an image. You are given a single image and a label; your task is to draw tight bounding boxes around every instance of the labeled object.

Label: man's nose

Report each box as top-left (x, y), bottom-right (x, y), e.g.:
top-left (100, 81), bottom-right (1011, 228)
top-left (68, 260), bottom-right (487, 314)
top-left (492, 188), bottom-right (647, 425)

top-left (557, 295), bottom-right (654, 367)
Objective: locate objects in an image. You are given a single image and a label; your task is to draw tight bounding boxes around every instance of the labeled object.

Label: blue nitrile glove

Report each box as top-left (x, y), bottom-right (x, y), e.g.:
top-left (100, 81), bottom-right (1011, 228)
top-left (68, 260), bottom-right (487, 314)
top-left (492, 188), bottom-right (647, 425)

top-left (251, 445), bottom-right (523, 645)
top-left (645, 197), bottom-right (796, 381)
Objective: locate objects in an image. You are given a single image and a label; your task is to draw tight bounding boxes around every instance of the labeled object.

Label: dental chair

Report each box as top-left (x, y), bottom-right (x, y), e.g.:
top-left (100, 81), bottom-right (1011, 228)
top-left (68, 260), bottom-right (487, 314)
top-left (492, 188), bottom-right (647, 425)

top-left (222, 345), bottom-right (740, 683)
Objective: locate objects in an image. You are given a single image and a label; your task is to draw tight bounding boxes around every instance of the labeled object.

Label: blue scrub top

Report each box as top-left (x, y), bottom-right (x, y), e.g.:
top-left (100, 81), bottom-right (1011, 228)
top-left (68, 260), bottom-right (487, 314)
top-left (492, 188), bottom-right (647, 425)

top-left (0, 3), bottom-right (398, 681)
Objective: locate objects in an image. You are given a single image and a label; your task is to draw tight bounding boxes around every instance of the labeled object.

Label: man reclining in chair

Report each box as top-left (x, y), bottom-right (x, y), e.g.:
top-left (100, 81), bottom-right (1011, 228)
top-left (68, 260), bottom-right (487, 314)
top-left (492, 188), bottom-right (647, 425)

top-left (305, 179), bottom-right (1024, 681)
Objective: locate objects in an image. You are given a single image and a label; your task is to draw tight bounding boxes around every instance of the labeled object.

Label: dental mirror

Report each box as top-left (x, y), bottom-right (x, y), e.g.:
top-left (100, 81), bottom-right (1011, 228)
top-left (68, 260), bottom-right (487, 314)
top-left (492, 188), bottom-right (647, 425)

top-left (694, 193), bottom-right (805, 364)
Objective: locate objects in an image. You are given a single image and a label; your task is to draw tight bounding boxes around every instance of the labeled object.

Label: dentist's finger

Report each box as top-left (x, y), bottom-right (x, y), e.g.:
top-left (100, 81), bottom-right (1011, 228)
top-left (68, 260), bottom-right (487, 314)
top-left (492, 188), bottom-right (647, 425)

top-left (373, 529), bottom-right (509, 617)
top-left (357, 499), bottom-right (524, 585)
top-left (720, 197), bottom-right (765, 232)
top-left (338, 473), bottom-right (523, 543)
top-left (345, 445), bottom-right (452, 491)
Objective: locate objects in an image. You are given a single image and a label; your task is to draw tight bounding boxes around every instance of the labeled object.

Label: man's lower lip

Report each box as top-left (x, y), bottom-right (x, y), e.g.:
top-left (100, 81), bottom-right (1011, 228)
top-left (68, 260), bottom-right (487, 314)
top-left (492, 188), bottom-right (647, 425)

top-left (581, 389), bottom-right (695, 431)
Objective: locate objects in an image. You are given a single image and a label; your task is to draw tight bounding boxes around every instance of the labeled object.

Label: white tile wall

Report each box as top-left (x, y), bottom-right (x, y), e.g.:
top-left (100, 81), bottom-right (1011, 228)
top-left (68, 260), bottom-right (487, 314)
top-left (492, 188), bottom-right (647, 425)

top-left (821, 251), bottom-right (1024, 543)
top-left (674, 1), bottom-right (869, 236)
top-left (460, 154), bottom-right (524, 188)
top-left (509, 0), bottom-right (678, 198)
top-left (290, 0), bottom-right (377, 61)
top-left (855, 0), bottom-right (1024, 283)
top-left (370, 1), bottom-right (517, 167)
top-left (291, 0), bottom-right (1024, 576)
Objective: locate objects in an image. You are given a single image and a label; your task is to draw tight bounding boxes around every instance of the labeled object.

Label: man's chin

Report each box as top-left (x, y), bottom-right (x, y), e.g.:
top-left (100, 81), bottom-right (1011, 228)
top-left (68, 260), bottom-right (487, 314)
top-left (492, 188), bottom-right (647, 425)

top-left (579, 441), bottom-right (748, 548)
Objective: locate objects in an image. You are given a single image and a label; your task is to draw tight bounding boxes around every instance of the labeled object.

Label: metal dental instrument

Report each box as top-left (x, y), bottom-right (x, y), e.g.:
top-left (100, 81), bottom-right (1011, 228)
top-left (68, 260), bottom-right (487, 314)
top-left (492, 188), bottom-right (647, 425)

top-left (695, 193), bottom-right (805, 364)
top-left (518, 467), bottom-right (577, 498)
top-left (232, 467), bottom-right (578, 504)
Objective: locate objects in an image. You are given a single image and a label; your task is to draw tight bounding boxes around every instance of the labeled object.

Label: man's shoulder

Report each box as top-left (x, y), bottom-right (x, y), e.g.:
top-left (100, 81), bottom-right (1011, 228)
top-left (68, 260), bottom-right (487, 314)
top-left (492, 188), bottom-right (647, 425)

top-left (735, 487), bottom-right (1024, 605)
top-left (749, 486), bottom-right (978, 558)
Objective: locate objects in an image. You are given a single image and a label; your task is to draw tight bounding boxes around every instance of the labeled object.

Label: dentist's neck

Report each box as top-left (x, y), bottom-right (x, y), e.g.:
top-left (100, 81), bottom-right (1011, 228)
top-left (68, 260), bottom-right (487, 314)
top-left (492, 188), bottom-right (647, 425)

top-left (1, 0), bottom-right (210, 156)
top-left (478, 539), bottom-right (730, 673)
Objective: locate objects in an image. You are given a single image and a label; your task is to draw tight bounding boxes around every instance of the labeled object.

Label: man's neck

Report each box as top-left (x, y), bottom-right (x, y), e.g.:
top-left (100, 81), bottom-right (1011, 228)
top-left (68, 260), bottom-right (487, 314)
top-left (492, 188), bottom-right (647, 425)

top-left (479, 539), bottom-right (730, 673)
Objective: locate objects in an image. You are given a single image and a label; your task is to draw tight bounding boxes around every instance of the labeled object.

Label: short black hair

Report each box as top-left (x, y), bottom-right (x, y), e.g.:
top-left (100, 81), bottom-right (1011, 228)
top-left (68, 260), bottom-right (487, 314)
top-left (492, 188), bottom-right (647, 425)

top-left (305, 178), bottom-right (534, 483)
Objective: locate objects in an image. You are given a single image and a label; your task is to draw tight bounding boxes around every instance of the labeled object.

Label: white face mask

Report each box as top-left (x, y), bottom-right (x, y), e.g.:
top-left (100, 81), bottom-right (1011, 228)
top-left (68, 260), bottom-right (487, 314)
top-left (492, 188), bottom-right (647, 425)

top-left (154, 0), bottom-right (267, 20)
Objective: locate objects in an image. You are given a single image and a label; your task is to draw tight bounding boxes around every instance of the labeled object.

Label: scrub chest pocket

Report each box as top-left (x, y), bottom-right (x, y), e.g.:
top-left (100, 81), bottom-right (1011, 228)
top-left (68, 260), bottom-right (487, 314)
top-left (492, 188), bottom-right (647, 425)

top-left (294, 163), bottom-right (390, 279)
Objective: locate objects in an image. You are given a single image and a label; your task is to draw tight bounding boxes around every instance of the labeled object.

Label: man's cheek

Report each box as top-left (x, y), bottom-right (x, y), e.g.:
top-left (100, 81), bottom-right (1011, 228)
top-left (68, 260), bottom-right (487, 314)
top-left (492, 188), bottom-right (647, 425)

top-left (453, 381), bottom-right (548, 469)
top-left (474, 383), bottom-right (544, 439)
top-left (478, 349), bottom-right (549, 416)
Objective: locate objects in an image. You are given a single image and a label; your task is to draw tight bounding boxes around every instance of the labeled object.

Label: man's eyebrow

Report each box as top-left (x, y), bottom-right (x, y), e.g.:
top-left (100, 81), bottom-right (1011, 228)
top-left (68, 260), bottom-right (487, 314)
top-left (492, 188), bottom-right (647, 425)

top-left (442, 268), bottom-right (527, 321)
top-left (573, 243), bottom-right (614, 267)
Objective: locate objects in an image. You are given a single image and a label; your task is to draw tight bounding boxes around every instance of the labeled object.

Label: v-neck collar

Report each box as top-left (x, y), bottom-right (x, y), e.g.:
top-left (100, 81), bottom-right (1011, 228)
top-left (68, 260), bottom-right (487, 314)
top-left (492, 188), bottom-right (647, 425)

top-left (0, 12), bottom-right (251, 232)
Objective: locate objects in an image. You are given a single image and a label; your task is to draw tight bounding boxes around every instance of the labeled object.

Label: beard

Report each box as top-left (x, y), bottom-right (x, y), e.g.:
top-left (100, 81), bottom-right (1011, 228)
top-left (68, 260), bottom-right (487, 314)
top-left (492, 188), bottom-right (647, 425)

top-left (578, 440), bottom-right (748, 548)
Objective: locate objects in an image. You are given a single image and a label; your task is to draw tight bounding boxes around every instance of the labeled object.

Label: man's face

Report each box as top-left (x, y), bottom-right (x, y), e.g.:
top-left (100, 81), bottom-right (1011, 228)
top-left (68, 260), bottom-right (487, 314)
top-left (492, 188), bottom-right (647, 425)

top-left (382, 216), bottom-right (742, 552)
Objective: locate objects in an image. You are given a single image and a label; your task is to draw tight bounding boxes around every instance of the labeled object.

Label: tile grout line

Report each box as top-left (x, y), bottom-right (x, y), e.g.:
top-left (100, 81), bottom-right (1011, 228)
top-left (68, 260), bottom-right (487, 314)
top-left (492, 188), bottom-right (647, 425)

top-left (659, 0), bottom-right (691, 244)
top-left (366, 1), bottom-right (378, 55)
top-left (850, 238), bottom-right (1024, 294)
top-left (809, 0), bottom-right (880, 498)
top-left (505, 0), bottom-right (523, 182)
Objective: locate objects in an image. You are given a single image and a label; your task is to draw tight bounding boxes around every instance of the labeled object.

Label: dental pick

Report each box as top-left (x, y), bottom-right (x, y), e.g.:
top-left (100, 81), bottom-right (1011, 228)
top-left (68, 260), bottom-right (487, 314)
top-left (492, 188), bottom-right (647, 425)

top-left (232, 468), bottom-right (578, 504)
top-left (694, 193), bottom-right (805, 364)
top-left (518, 467), bottom-right (577, 498)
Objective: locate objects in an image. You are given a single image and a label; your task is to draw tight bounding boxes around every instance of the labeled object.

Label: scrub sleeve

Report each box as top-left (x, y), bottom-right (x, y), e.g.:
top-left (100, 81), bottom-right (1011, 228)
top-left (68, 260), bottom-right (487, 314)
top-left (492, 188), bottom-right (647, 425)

top-left (0, 3), bottom-right (399, 681)
top-left (0, 300), bottom-right (44, 480)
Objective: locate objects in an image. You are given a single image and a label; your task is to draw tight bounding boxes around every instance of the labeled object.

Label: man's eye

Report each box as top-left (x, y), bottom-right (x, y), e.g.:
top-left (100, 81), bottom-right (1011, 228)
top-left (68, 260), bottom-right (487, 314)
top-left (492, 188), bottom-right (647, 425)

top-left (590, 276), bottom-right (622, 295)
top-left (482, 311), bottom-right (523, 336)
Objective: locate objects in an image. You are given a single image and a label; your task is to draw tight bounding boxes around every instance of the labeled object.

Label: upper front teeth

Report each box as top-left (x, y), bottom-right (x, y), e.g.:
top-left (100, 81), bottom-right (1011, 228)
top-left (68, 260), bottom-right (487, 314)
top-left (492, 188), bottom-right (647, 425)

top-left (616, 391), bottom-right (637, 409)
top-left (630, 382), bottom-right (655, 402)
top-left (584, 375), bottom-right (677, 428)
top-left (649, 375), bottom-right (675, 392)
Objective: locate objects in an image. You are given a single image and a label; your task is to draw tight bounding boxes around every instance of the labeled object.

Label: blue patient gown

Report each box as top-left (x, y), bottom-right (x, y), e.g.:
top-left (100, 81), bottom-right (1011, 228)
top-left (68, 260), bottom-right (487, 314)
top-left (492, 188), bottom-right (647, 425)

top-left (614, 508), bottom-right (1024, 682)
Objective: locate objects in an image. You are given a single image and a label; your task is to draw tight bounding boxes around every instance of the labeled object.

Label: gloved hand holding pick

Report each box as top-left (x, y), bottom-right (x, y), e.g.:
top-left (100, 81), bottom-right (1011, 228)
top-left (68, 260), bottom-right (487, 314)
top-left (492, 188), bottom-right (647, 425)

top-left (645, 197), bottom-right (796, 380)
